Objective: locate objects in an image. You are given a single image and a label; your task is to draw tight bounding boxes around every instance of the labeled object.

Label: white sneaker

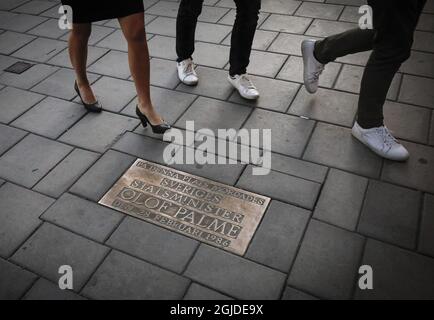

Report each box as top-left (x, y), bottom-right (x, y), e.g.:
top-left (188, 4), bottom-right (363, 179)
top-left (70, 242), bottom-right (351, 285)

top-left (177, 58), bottom-right (198, 86)
top-left (228, 74), bottom-right (260, 100)
top-left (352, 122), bottom-right (410, 161)
top-left (301, 39), bottom-right (325, 94)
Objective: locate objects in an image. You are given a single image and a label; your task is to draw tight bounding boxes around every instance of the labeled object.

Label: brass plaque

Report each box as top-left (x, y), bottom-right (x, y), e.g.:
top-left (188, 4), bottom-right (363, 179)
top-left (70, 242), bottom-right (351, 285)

top-left (99, 159), bottom-right (270, 255)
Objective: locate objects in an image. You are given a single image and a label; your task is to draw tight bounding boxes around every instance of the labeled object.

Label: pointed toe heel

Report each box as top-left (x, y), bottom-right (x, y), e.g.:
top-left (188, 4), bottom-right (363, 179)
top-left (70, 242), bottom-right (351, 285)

top-left (74, 81), bottom-right (102, 113)
top-left (136, 106), bottom-right (171, 134)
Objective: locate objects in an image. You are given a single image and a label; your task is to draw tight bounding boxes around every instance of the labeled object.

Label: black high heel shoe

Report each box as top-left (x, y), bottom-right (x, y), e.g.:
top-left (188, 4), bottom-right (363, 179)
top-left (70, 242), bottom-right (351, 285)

top-left (136, 106), bottom-right (171, 134)
top-left (74, 81), bottom-right (102, 113)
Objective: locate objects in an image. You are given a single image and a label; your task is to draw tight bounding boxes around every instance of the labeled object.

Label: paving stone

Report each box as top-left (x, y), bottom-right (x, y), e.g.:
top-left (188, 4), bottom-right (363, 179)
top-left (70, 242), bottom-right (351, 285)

top-left (314, 169), bottom-right (368, 231)
top-left (336, 50), bottom-right (372, 66)
top-left (0, 134), bottom-right (72, 188)
top-left (59, 112), bottom-right (139, 153)
top-left (48, 46), bottom-right (109, 68)
top-left (11, 97), bottom-right (87, 139)
top-left (0, 0), bottom-right (33, 11)
top-left (295, 2), bottom-right (344, 20)
top-left (176, 66), bottom-right (233, 99)
top-left (121, 86), bottom-right (197, 124)
top-left (27, 18), bottom-right (69, 39)
top-left (338, 5), bottom-right (360, 23)
top-left (306, 19), bottom-right (357, 37)
top-left (218, 9), bottom-right (269, 27)
top-left (0, 31), bottom-right (35, 55)
top-left (0, 183), bottom-right (54, 258)
top-left (95, 29), bottom-right (128, 52)
top-left (413, 30), bottom-right (434, 53)
top-left (0, 258), bottom-right (37, 300)
top-left (261, 14), bottom-right (312, 34)
top-left (399, 75), bottom-right (434, 108)
top-left (70, 150), bottom-right (135, 202)
top-left (85, 76), bottom-right (136, 112)
top-left (185, 245), bottom-right (286, 300)
top-left (358, 181), bottom-right (421, 249)
top-left (268, 153), bottom-right (328, 183)
top-left (23, 278), bottom-right (86, 300)
top-left (382, 142), bottom-right (434, 194)
top-left (184, 283), bottom-right (232, 300)
top-left (12, 223), bottom-right (109, 291)
top-left (0, 124), bottom-right (27, 156)
top-left (13, 0), bottom-right (57, 15)
top-left (0, 12), bottom-right (47, 32)
top-left (82, 250), bottom-right (190, 300)
top-left (150, 57), bottom-right (181, 89)
top-left (260, 0), bottom-right (302, 14)
top-left (303, 123), bottom-right (383, 178)
top-left (401, 51), bottom-right (434, 78)
top-left (243, 109), bottom-right (315, 157)
top-left (237, 165), bottom-right (321, 209)
top-left (418, 13), bottom-right (434, 32)
top-left (0, 63), bottom-right (58, 90)
top-left (268, 33), bottom-right (321, 56)
top-left (146, 0), bottom-right (180, 17)
top-left (281, 287), bottom-right (318, 300)
top-left (199, 5), bottom-right (230, 23)
top-left (355, 239), bottom-right (434, 300)
top-left (246, 201), bottom-right (310, 272)
top-left (33, 148), bottom-right (99, 198)
top-left (419, 194), bottom-right (434, 257)
top-left (32, 68), bottom-right (99, 100)
top-left (246, 50), bottom-right (287, 78)
top-left (12, 37), bottom-right (66, 63)
top-left (193, 42), bottom-right (230, 69)
top-left (221, 29), bottom-right (277, 51)
top-left (289, 87), bottom-right (358, 128)
top-left (148, 35), bottom-right (177, 60)
top-left (288, 219), bottom-right (365, 300)
top-left (61, 25), bottom-right (116, 46)
top-left (384, 101), bottom-right (431, 144)
top-left (42, 193), bottom-right (122, 242)
top-left (0, 54), bottom-right (19, 73)
top-left (277, 56), bottom-right (341, 89)
top-left (175, 97), bottom-right (251, 132)
top-left (430, 112), bottom-right (434, 145)
top-left (107, 217), bottom-right (198, 273)
top-left (88, 50), bottom-right (131, 79)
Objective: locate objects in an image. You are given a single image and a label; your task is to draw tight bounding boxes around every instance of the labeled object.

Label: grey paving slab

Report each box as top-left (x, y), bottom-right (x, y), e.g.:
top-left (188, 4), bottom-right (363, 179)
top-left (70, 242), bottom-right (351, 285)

top-left (221, 29), bottom-right (277, 52)
top-left (268, 33), bottom-right (321, 56)
top-left (95, 29), bottom-right (128, 52)
top-left (42, 193), bottom-right (123, 242)
top-left (82, 250), bottom-right (190, 300)
top-left (246, 200), bottom-right (310, 272)
top-left (48, 46), bottom-right (109, 68)
top-left (146, 0), bottom-right (180, 17)
top-left (243, 109), bottom-right (315, 157)
top-left (260, 14), bottom-right (312, 34)
top-left (382, 142), bottom-right (434, 194)
top-left (413, 30), bottom-right (434, 53)
top-left (0, 134), bottom-right (72, 188)
top-left (258, 0), bottom-right (301, 15)
top-left (13, 0), bottom-right (58, 15)
top-left (277, 56), bottom-right (341, 89)
top-left (175, 97), bottom-right (251, 133)
top-left (399, 75), bottom-right (434, 108)
top-left (246, 50), bottom-right (287, 78)
top-left (295, 2), bottom-right (344, 20)
top-left (11, 97), bottom-right (86, 139)
top-left (33, 148), bottom-right (99, 198)
top-left (0, 31), bottom-right (35, 55)
top-left (303, 123), bottom-right (383, 178)
top-left (289, 87), bottom-right (358, 128)
top-left (355, 239), bottom-right (434, 300)
top-left (199, 5), bottom-right (230, 23)
top-left (23, 278), bottom-right (86, 300)
top-left (32, 68), bottom-right (99, 100)
top-left (27, 18), bottom-right (69, 39)
top-left (184, 283), bottom-right (232, 300)
top-left (150, 57), bottom-right (181, 89)
top-left (358, 181), bottom-right (421, 249)
top-left (194, 42), bottom-right (230, 69)
top-left (60, 25), bottom-right (116, 46)
top-left (219, 9), bottom-right (269, 27)
top-left (288, 219), bottom-right (365, 300)
top-left (121, 86), bottom-right (197, 124)
top-left (11, 223), bottom-right (109, 291)
top-left (148, 35), bottom-right (178, 60)
top-left (59, 112), bottom-right (139, 153)
top-left (12, 37), bottom-right (66, 63)
top-left (88, 50), bottom-right (131, 79)
top-left (418, 13), bottom-right (434, 32)
top-left (70, 150), bottom-right (136, 202)
top-left (185, 245), bottom-right (286, 300)
top-left (0, 183), bottom-right (54, 258)
top-left (314, 169), bottom-right (368, 231)
top-left (0, 63), bottom-right (58, 90)
top-left (306, 19), bottom-right (356, 37)
top-left (0, 0), bottom-right (33, 11)
top-left (0, 12), bottom-right (47, 32)
top-left (430, 112), bottom-right (434, 146)
top-left (0, 53), bottom-right (20, 72)
top-left (401, 51), bottom-right (434, 78)
top-left (237, 166), bottom-right (321, 210)
top-left (0, 258), bottom-right (37, 300)
top-left (107, 217), bottom-right (199, 273)
top-left (0, 123), bottom-right (27, 156)
top-left (176, 66), bottom-right (234, 99)
top-left (419, 194), bottom-right (434, 257)
top-left (281, 287), bottom-right (318, 300)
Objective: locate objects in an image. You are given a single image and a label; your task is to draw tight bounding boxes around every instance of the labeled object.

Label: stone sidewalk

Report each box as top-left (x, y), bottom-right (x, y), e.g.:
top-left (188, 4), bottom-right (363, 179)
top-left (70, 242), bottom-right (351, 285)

top-left (1, 0), bottom-right (434, 300)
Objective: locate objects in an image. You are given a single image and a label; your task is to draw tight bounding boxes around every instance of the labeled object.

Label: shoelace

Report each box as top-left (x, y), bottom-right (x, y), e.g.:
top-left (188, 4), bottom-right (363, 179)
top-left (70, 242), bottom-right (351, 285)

top-left (183, 61), bottom-right (196, 76)
top-left (309, 65), bottom-right (324, 83)
top-left (375, 127), bottom-right (398, 149)
top-left (239, 75), bottom-right (256, 90)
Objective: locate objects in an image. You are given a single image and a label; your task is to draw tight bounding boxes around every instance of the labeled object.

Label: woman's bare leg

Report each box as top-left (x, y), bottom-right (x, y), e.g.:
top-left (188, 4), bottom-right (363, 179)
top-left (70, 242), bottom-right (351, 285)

top-left (118, 13), bottom-right (163, 125)
top-left (69, 23), bottom-right (97, 103)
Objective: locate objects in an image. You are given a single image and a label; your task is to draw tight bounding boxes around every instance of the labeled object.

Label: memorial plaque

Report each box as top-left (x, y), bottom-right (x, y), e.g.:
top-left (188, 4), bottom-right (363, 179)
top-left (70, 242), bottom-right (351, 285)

top-left (99, 159), bottom-right (270, 255)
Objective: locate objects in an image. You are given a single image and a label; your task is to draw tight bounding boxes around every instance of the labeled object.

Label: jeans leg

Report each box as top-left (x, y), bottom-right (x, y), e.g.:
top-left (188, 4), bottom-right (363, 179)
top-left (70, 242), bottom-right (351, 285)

top-left (229, 0), bottom-right (260, 76)
top-left (176, 0), bottom-right (204, 62)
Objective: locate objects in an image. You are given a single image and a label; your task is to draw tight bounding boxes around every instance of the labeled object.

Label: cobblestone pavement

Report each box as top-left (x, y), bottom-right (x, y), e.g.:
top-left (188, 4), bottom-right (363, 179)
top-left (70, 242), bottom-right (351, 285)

top-left (1, 0), bottom-right (434, 300)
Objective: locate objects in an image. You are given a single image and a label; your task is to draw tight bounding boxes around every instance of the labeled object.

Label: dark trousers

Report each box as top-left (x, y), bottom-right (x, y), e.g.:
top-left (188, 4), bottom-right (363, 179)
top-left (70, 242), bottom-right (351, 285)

top-left (176, 0), bottom-right (261, 76)
top-left (314, 0), bottom-right (426, 128)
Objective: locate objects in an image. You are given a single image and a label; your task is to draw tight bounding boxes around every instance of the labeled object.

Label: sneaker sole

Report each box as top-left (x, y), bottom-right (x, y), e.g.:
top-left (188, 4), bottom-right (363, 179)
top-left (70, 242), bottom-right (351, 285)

top-left (301, 41), bottom-right (318, 94)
